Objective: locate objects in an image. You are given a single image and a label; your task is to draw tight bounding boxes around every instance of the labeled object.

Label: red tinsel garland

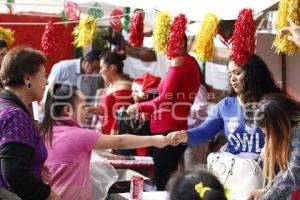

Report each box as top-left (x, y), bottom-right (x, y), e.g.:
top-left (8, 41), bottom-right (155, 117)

top-left (231, 9), bottom-right (256, 67)
top-left (129, 11), bottom-right (144, 48)
top-left (167, 14), bottom-right (187, 58)
top-left (41, 22), bottom-right (58, 55)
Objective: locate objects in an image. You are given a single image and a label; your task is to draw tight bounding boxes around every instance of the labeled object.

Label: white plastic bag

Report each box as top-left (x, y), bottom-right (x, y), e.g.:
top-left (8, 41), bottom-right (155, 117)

top-left (90, 151), bottom-right (118, 200)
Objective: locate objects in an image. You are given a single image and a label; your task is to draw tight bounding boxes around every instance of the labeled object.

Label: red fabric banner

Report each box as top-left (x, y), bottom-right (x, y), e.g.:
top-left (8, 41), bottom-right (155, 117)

top-left (0, 14), bottom-right (75, 75)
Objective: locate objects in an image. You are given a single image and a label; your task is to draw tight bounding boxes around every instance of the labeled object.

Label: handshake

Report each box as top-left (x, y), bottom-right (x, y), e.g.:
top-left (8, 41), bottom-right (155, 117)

top-left (153, 130), bottom-right (189, 148)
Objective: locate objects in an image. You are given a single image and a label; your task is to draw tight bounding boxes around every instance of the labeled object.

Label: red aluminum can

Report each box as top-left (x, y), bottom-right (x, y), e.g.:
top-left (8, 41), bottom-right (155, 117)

top-left (130, 175), bottom-right (144, 200)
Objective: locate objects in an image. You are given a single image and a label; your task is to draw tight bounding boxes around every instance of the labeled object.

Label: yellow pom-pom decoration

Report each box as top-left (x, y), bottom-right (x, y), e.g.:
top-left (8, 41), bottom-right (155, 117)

top-left (73, 16), bottom-right (97, 48)
top-left (0, 26), bottom-right (15, 44)
top-left (193, 13), bottom-right (219, 62)
top-left (153, 11), bottom-right (171, 54)
top-left (272, 0), bottom-right (299, 54)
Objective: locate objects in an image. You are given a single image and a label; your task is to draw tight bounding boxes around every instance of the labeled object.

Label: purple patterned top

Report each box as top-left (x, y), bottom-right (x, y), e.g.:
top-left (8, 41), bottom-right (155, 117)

top-left (0, 98), bottom-right (47, 187)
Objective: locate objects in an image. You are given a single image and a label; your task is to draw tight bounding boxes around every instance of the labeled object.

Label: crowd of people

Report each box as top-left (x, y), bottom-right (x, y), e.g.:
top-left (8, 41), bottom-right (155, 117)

top-left (0, 21), bottom-right (300, 200)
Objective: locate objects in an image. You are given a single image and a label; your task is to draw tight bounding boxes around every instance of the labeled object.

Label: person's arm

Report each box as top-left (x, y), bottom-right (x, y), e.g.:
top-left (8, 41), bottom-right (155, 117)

top-left (280, 19), bottom-right (300, 47)
top-left (0, 142), bottom-right (51, 200)
top-left (93, 134), bottom-right (169, 150)
top-left (259, 128), bottom-right (300, 200)
top-left (124, 41), bottom-right (157, 62)
top-left (135, 59), bottom-right (185, 114)
top-left (85, 106), bottom-right (104, 115)
top-left (167, 102), bottom-right (224, 145)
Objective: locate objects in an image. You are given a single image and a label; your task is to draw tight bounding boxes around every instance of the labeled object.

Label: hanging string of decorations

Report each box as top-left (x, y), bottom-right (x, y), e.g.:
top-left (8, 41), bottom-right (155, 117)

top-left (0, 2), bottom-right (297, 57)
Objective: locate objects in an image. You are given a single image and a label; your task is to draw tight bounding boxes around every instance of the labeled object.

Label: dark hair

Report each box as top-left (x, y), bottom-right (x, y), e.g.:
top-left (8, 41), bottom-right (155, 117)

top-left (85, 49), bottom-right (102, 64)
top-left (229, 54), bottom-right (282, 102)
top-left (183, 34), bottom-right (188, 50)
top-left (40, 83), bottom-right (79, 144)
top-left (0, 40), bottom-right (7, 49)
top-left (0, 46), bottom-right (46, 87)
top-left (167, 170), bottom-right (227, 200)
top-left (254, 93), bottom-right (300, 184)
top-left (101, 52), bottom-right (125, 73)
top-left (229, 54), bottom-right (282, 124)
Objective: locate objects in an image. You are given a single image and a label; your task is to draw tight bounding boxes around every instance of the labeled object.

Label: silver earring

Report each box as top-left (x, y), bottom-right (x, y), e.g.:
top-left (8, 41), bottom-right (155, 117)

top-left (26, 82), bottom-right (32, 89)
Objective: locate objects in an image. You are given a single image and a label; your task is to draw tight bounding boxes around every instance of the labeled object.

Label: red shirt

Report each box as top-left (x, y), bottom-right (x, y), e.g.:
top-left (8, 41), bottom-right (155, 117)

top-left (137, 54), bottom-right (201, 134)
top-left (100, 89), bottom-right (133, 134)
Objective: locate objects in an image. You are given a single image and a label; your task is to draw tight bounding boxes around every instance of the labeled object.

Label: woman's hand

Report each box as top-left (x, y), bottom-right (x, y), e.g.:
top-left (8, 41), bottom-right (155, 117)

top-left (153, 135), bottom-right (169, 148)
top-left (85, 106), bottom-right (102, 115)
top-left (47, 190), bottom-right (60, 200)
top-left (41, 166), bottom-right (51, 184)
top-left (280, 19), bottom-right (300, 47)
top-left (247, 188), bottom-right (267, 200)
top-left (166, 130), bottom-right (189, 145)
top-left (126, 104), bottom-right (138, 115)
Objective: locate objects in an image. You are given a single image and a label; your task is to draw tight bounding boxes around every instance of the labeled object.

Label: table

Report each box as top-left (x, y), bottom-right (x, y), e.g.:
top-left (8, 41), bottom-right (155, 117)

top-left (109, 191), bottom-right (168, 200)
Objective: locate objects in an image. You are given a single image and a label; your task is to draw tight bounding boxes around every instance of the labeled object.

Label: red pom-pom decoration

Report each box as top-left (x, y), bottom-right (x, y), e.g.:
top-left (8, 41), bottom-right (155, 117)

top-left (231, 9), bottom-right (256, 67)
top-left (41, 22), bottom-right (58, 55)
top-left (167, 14), bottom-right (187, 58)
top-left (110, 8), bottom-right (123, 33)
top-left (129, 11), bottom-right (144, 48)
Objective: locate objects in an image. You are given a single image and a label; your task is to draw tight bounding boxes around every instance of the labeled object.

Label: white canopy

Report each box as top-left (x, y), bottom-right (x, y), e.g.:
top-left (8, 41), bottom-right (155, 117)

top-left (0, 0), bottom-right (278, 20)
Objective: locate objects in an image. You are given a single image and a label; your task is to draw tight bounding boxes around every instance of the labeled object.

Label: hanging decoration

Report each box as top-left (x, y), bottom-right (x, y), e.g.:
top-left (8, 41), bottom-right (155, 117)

top-left (5, 0), bottom-right (14, 14)
top-left (110, 8), bottom-right (123, 33)
top-left (88, 3), bottom-right (104, 19)
top-left (153, 11), bottom-right (171, 54)
top-left (129, 11), bottom-right (144, 48)
top-left (193, 13), bottom-right (219, 62)
top-left (0, 26), bottom-right (15, 44)
top-left (73, 16), bottom-right (97, 48)
top-left (167, 14), bottom-right (187, 59)
top-left (122, 7), bottom-right (131, 31)
top-left (41, 22), bottom-right (58, 55)
top-left (272, 0), bottom-right (299, 55)
top-left (217, 20), bottom-right (235, 47)
top-left (64, 0), bottom-right (81, 21)
top-left (231, 9), bottom-right (256, 67)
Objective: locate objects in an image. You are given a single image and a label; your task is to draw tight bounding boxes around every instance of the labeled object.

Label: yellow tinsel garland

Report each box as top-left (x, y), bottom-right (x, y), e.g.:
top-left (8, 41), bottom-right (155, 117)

top-left (73, 16), bottom-right (97, 48)
top-left (272, 0), bottom-right (299, 54)
top-left (153, 11), bottom-right (171, 54)
top-left (0, 26), bottom-right (15, 44)
top-left (193, 13), bottom-right (219, 62)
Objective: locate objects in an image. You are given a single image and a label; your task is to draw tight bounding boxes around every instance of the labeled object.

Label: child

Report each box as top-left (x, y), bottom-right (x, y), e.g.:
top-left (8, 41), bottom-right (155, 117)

top-left (40, 83), bottom-right (169, 200)
top-left (117, 73), bottom-right (161, 156)
top-left (167, 169), bottom-right (227, 200)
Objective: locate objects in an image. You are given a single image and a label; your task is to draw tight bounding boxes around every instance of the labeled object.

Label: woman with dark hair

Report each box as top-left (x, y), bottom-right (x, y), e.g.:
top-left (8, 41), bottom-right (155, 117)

top-left (86, 52), bottom-right (133, 135)
top-left (0, 46), bottom-right (59, 199)
top-left (248, 93), bottom-right (300, 200)
top-left (40, 83), bottom-right (168, 200)
top-left (167, 54), bottom-right (282, 159)
top-left (167, 169), bottom-right (227, 200)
